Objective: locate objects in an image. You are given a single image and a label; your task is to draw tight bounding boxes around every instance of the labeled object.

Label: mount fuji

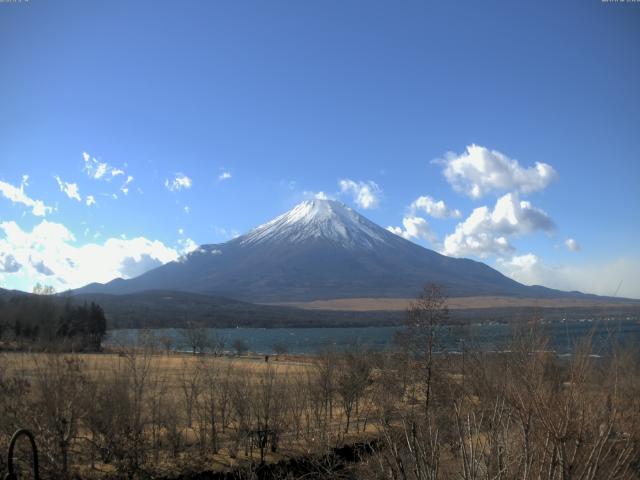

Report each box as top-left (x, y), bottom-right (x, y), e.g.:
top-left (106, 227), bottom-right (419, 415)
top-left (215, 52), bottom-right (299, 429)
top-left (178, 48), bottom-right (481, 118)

top-left (73, 199), bottom-right (589, 302)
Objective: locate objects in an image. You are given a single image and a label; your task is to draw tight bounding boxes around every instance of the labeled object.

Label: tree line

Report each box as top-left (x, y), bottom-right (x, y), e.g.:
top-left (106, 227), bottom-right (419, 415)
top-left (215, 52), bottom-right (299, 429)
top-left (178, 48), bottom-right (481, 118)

top-left (0, 285), bottom-right (107, 351)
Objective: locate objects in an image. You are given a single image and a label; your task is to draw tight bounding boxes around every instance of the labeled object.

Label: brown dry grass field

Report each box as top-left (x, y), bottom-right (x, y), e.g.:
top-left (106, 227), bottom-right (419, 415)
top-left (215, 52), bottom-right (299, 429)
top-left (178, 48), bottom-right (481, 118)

top-left (2, 325), bottom-right (640, 480)
top-left (0, 349), bottom-right (381, 479)
top-left (1, 350), bottom-right (313, 381)
top-left (269, 295), bottom-right (640, 311)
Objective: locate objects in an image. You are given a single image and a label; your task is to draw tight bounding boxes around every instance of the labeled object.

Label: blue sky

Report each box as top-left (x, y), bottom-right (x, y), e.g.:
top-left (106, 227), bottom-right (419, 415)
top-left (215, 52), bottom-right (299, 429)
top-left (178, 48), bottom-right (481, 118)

top-left (1, 0), bottom-right (639, 297)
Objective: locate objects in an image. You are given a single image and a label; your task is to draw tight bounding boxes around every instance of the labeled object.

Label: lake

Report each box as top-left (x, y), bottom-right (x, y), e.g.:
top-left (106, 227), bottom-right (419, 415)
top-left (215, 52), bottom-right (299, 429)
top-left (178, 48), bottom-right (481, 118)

top-left (105, 318), bottom-right (640, 355)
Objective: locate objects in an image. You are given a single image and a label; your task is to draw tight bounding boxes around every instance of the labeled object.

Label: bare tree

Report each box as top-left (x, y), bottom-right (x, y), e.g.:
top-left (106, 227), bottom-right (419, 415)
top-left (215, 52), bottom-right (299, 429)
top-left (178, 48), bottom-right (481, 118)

top-left (335, 346), bottom-right (372, 433)
top-left (158, 335), bottom-right (174, 354)
top-left (210, 330), bottom-right (226, 356)
top-left (250, 365), bottom-right (286, 462)
top-left (229, 374), bottom-right (251, 459)
top-left (179, 358), bottom-right (202, 428)
top-left (181, 322), bottom-right (210, 354)
top-left (86, 348), bottom-right (154, 477)
top-left (232, 338), bottom-right (249, 356)
top-left (32, 283), bottom-right (56, 295)
top-left (397, 283), bottom-right (448, 417)
top-left (217, 361), bottom-right (235, 434)
top-left (197, 357), bottom-right (222, 453)
top-left (287, 372), bottom-right (309, 440)
top-left (31, 354), bottom-right (88, 479)
top-left (146, 369), bottom-right (170, 464)
top-left (272, 341), bottom-right (289, 359)
top-left (316, 347), bottom-right (338, 425)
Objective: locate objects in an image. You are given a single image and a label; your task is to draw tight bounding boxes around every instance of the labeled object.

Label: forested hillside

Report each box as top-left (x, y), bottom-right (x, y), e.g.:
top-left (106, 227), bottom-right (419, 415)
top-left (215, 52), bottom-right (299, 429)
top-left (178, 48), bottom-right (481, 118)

top-left (0, 287), bottom-right (106, 351)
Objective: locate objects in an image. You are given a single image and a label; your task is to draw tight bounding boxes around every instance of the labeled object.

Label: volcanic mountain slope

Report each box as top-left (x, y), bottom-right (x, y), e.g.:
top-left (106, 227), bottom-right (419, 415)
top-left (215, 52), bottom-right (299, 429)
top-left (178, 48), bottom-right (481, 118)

top-left (73, 199), bottom-right (597, 302)
top-left (70, 290), bottom-right (403, 328)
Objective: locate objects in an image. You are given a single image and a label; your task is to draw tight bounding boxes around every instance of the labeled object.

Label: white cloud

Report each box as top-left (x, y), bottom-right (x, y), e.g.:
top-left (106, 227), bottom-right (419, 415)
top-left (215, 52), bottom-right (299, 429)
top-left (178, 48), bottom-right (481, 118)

top-left (183, 205), bottom-right (190, 214)
top-left (218, 171), bottom-right (232, 181)
top-left (497, 253), bottom-right (539, 275)
top-left (94, 163), bottom-right (107, 179)
top-left (120, 175), bottom-right (134, 195)
top-left (54, 175), bottom-right (82, 202)
top-left (437, 144), bottom-right (558, 198)
top-left (119, 254), bottom-right (164, 278)
top-left (338, 179), bottom-right (381, 209)
top-left (85, 195), bottom-right (96, 206)
top-left (165, 173), bottom-right (192, 192)
top-left (497, 254), bottom-right (640, 299)
top-left (0, 220), bottom-right (180, 290)
top-left (443, 192), bottom-right (555, 258)
top-left (0, 176), bottom-right (53, 217)
top-left (387, 196), bottom-right (459, 247)
top-left (177, 228), bottom-right (198, 255)
top-left (387, 216), bottom-right (437, 244)
top-left (303, 190), bottom-right (333, 201)
top-left (410, 195), bottom-right (461, 219)
top-left (82, 151), bottom-right (126, 180)
top-left (178, 237), bottom-right (198, 255)
top-left (82, 152), bottom-right (132, 199)
top-left (565, 238), bottom-right (581, 252)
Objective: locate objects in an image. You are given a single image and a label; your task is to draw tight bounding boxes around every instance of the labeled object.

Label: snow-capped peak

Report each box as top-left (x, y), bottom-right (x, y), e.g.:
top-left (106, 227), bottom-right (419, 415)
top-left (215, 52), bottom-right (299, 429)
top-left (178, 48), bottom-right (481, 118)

top-left (239, 199), bottom-right (392, 248)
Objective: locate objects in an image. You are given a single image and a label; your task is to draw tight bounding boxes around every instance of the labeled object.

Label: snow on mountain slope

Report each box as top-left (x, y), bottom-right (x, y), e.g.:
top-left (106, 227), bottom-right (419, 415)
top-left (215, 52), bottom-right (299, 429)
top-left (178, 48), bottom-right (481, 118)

top-left (240, 200), bottom-right (392, 249)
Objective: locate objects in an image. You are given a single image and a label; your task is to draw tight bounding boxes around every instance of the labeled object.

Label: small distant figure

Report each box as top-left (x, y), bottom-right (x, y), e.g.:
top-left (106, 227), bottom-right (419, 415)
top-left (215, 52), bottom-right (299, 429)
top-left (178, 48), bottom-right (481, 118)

top-left (265, 355), bottom-right (270, 362)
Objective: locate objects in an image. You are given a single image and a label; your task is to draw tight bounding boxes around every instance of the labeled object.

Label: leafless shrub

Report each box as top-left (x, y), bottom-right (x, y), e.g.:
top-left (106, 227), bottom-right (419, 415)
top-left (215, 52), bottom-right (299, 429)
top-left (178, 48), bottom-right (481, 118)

top-left (26, 355), bottom-right (87, 479)
top-left (181, 322), bottom-right (214, 355)
top-left (179, 358), bottom-right (202, 428)
top-left (335, 346), bottom-right (372, 434)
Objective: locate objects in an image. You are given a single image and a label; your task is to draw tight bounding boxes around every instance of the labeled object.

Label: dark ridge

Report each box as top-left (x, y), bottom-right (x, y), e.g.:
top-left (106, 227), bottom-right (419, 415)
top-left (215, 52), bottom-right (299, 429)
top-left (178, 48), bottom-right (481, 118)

top-left (72, 290), bottom-right (640, 328)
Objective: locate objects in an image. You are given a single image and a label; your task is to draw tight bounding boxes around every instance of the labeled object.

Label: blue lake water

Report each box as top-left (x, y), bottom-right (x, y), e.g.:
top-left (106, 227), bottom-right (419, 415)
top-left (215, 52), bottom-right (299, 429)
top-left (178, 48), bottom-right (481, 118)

top-left (105, 319), bottom-right (640, 355)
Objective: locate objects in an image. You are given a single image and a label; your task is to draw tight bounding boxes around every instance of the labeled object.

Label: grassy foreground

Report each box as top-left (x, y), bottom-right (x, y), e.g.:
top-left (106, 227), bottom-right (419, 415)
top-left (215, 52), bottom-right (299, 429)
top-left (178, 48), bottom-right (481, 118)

top-left (1, 347), bottom-right (380, 479)
top-left (2, 322), bottom-right (640, 479)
